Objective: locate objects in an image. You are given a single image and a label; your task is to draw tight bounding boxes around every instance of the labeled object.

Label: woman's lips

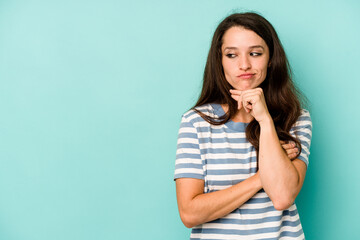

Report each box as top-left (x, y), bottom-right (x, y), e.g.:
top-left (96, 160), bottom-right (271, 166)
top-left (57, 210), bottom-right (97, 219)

top-left (237, 73), bottom-right (255, 79)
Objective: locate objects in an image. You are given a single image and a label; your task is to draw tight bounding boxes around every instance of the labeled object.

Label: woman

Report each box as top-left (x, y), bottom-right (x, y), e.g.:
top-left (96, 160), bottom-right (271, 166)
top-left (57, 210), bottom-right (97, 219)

top-left (174, 12), bottom-right (312, 239)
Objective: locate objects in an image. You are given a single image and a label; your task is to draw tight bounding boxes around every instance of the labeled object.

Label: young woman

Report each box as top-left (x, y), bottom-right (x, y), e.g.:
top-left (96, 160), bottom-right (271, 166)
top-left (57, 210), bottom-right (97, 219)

top-left (174, 12), bottom-right (312, 239)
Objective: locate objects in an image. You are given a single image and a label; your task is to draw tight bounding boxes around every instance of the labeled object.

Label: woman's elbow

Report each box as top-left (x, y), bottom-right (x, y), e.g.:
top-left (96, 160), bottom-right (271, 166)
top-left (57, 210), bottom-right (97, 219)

top-left (179, 211), bottom-right (200, 228)
top-left (182, 219), bottom-right (196, 229)
top-left (272, 196), bottom-right (295, 211)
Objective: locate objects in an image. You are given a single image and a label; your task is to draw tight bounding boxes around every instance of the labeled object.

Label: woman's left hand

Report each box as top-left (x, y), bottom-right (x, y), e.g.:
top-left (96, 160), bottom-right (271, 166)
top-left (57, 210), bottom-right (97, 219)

top-left (230, 88), bottom-right (271, 123)
top-left (280, 140), bottom-right (299, 160)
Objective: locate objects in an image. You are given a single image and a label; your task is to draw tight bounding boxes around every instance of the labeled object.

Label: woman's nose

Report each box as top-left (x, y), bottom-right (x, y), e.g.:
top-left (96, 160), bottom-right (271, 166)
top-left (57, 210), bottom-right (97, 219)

top-left (238, 56), bottom-right (251, 70)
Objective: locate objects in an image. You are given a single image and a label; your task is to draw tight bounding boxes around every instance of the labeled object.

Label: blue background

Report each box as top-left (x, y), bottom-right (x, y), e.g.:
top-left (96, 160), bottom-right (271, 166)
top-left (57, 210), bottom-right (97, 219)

top-left (1, 0), bottom-right (359, 239)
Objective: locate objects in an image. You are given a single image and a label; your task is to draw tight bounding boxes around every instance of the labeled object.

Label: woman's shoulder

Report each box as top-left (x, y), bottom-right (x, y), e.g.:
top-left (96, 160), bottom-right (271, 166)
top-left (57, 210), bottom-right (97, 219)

top-left (293, 108), bottom-right (312, 128)
top-left (181, 103), bottom-right (217, 123)
top-left (299, 109), bottom-right (311, 121)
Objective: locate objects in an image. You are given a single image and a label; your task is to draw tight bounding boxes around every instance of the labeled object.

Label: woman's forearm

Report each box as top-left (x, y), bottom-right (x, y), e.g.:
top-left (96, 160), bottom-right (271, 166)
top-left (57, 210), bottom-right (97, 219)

top-left (258, 118), bottom-right (300, 210)
top-left (177, 174), bottom-right (262, 228)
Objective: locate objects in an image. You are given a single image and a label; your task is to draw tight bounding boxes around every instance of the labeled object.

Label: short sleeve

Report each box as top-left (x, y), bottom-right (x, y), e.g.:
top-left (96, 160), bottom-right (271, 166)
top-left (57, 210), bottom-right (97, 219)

top-left (174, 114), bottom-right (204, 180)
top-left (290, 109), bottom-right (313, 166)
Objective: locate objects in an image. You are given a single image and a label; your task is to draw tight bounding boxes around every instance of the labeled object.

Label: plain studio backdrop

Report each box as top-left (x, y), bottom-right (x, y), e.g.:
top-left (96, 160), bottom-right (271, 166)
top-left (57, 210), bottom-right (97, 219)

top-left (0, 0), bottom-right (359, 239)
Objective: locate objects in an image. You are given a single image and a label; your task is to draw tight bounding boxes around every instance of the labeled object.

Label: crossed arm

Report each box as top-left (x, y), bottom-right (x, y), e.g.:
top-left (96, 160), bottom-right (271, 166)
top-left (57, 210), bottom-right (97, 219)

top-left (258, 118), bottom-right (307, 210)
top-left (231, 88), bottom-right (307, 210)
top-left (176, 139), bottom-right (305, 228)
top-left (175, 88), bottom-right (307, 228)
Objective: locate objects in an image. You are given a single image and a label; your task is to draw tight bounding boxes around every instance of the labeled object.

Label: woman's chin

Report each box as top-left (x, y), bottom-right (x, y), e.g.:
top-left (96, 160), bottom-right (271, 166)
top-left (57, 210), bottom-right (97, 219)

top-left (235, 86), bottom-right (252, 91)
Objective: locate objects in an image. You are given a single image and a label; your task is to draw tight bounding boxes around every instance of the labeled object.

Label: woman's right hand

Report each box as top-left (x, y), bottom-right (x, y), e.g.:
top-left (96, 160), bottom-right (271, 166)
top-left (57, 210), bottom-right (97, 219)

top-left (280, 141), bottom-right (299, 160)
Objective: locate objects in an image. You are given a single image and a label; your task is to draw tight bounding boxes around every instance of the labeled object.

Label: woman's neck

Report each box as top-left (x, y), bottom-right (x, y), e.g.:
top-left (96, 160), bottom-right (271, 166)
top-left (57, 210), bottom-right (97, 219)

top-left (221, 104), bottom-right (254, 123)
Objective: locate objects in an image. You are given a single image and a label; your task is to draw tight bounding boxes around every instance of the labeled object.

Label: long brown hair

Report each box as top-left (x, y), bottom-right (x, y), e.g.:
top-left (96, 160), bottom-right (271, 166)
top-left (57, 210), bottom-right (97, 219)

top-left (193, 12), bottom-right (304, 158)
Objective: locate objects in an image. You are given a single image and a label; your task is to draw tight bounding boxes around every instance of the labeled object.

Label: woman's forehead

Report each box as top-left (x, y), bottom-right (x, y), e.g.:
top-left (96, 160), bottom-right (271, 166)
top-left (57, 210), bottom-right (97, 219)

top-left (222, 27), bottom-right (267, 50)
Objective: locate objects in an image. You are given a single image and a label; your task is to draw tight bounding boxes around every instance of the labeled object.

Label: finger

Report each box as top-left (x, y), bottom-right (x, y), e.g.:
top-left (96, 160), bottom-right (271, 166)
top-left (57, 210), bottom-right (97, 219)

top-left (282, 143), bottom-right (294, 150)
top-left (238, 88), bottom-right (260, 94)
top-left (242, 100), bottom-right (252, 112)
top-left (230, 94), bottom-right (240, 101)
top-left (242, 101), bottom-right (252, 109)
top-left (283, 141), bottom-right (296, 147)
top-left (288, 153), bottom-right (297, 160)
top-left (231, 94), bottom-right (243, 110)
top-left (245, 104), bottom-right (252, 113)
top-left (286, 147), bottom-right (299, 155)
top-left (244, 93), bottom-right (261, 104)
top-left (241, 92), bottom-right (262, 113)
top-left (229, 89), bottom-right (243, 95)
top-left (280, 140), bottom-right (286, 144)
top-left (241, 94), bottom-right (260, 108)
top-left (238, 100), bottom-right (243, 110)
top-left (240, 88), bottom-right (263, 97)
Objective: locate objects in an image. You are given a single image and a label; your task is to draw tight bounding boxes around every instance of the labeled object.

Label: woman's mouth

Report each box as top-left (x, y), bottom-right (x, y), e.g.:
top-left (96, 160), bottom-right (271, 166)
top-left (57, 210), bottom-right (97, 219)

top-left (237, 73), bottom-right (255, 79)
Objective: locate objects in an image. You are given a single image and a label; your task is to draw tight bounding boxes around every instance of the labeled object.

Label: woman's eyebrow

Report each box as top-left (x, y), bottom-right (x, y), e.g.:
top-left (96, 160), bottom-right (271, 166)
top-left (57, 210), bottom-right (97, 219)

top-left (249, 45), bottom-right (264, 50)
top-left (223, 47), bottom-right (238, 51)
top-left (223, 45), bottom-right (265, 51)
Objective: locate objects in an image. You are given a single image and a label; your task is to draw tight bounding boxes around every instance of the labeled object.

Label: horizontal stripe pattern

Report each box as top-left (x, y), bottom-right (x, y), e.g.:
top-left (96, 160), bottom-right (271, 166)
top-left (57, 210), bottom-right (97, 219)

top-left (174, 104), bottom-right (312, 239)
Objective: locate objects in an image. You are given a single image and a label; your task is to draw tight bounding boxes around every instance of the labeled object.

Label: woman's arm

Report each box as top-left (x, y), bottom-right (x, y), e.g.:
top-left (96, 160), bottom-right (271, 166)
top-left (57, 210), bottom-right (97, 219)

top-left (174, 114), bottom-right (262, 228)
top-left (174, 114), bottom-right (263, 228)
top-left (230, 88), bottom-right (308, 210)
top-left (176, 173), bottom-right (262, 228)
top-left (175, 104), bottom-right (306, 228)
top-left (258, 118), bottom-right (307, 210)
top-left (176, 141), bottom-right (299, 227)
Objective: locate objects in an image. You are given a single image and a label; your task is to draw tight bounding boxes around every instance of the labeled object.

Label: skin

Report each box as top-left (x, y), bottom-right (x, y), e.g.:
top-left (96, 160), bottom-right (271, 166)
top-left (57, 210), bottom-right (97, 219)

top-left (176, 26), bottom-right (305, 228)
top-left (222, 27), bottom-right (270, 93)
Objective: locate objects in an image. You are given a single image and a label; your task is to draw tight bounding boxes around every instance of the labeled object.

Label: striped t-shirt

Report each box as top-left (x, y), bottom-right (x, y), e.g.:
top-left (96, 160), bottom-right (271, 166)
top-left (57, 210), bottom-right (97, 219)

top-left (174, 103), bottom-right (312, 240)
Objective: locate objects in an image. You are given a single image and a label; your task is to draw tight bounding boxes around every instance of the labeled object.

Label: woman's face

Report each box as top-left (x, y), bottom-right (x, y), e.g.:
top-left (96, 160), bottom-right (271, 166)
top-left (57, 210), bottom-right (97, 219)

top-left (221, 26), bottom-right (270, 91)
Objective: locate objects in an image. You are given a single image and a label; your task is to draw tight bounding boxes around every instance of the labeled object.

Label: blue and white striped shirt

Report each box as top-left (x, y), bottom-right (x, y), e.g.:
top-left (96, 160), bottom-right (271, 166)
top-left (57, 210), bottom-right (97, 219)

top-left (174, 103), bottom-right (312, 240)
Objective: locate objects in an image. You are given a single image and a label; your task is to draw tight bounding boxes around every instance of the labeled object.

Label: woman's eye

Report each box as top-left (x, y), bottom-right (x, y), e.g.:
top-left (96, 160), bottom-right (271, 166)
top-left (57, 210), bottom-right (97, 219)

top-left (226, 53), bottom-right (236, 58)
top-left (250, 52), bottom-right (262, 56)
